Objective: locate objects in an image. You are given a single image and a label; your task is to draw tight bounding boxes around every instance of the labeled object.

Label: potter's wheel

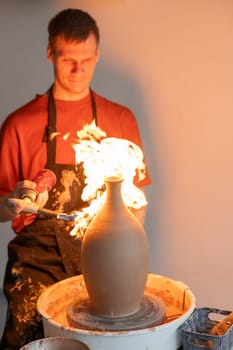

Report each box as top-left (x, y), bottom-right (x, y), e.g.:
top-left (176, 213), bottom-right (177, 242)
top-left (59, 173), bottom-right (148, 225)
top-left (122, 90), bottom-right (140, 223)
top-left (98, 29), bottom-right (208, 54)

top-left (67, 292), bottom-right (166, 331)
top-left (37, 274), bottom-right (196, 350)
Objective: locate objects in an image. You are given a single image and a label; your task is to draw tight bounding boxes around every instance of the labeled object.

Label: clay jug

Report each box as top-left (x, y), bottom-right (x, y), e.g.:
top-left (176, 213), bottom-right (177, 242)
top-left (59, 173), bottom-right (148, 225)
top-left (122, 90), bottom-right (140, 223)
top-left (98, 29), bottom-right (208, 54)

top-left (81, 175), bottom-right (149, 317)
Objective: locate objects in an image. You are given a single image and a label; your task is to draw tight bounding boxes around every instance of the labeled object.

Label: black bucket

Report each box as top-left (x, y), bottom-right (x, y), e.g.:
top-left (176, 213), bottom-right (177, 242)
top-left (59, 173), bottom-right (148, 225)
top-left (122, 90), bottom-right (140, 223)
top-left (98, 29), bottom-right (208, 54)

top-left (20, 337), bottom-right (90, 350)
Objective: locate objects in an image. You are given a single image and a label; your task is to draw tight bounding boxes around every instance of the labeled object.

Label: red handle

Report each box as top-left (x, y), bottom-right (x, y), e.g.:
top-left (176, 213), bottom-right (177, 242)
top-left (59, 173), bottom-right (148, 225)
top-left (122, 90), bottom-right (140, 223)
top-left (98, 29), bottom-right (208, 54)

top-left (33, 169), bottom-right (57, 193)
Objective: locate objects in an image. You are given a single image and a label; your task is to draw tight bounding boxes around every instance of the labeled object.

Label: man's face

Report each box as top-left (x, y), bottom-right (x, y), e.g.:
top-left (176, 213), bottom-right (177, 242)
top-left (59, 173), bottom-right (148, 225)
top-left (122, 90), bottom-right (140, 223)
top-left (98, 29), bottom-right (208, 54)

top-left (47, 34), bottom-right (99, 100)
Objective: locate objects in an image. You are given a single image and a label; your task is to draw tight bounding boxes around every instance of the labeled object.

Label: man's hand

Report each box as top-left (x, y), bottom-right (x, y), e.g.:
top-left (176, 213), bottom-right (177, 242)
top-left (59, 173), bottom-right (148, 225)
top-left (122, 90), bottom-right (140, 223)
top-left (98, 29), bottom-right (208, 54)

top-left (0, 180), bottom-right (49, 222)
top-left (129, 205), bottom-right (147, 226)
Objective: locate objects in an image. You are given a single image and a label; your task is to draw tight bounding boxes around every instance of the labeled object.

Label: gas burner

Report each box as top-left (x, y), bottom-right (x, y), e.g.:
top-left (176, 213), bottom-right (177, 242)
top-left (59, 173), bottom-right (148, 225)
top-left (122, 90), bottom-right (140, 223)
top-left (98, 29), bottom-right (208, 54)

top-left (67, 292), bottom-right (166, 331)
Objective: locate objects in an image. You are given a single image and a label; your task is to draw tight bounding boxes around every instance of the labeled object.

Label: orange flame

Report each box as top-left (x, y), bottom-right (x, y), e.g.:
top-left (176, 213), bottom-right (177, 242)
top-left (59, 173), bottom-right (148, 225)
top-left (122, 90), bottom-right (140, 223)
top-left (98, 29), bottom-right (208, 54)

top-left (69, 121), bottom-right (147, 237)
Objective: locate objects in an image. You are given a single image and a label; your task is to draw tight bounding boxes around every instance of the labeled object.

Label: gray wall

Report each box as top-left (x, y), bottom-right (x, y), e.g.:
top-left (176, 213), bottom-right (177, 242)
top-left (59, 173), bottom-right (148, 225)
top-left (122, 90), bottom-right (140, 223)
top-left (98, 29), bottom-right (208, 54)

top-left (1, 0), bottom-right (233, 310)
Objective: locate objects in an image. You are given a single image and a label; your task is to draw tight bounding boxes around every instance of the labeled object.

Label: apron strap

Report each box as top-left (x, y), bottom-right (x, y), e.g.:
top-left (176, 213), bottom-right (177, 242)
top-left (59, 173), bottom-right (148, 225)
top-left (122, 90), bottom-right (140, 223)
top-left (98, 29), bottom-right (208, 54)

top-left (90, 88), bottom-right (98, 125)
top-left (46, 85), bottom-right (57, 170)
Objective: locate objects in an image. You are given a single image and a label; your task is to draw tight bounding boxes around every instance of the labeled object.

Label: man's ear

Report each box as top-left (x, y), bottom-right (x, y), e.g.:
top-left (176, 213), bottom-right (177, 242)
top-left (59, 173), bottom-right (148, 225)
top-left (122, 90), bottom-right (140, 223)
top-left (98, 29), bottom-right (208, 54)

top-left (47, 44), bottom-right (53, 62)
top-left (96, 49), bottom-right (100, 63)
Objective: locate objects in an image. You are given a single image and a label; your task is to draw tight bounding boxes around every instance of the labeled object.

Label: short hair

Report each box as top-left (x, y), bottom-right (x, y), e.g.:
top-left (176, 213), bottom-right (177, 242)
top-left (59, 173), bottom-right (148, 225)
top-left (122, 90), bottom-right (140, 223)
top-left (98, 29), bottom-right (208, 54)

top-left (48, 8), bottom-right (100, 48)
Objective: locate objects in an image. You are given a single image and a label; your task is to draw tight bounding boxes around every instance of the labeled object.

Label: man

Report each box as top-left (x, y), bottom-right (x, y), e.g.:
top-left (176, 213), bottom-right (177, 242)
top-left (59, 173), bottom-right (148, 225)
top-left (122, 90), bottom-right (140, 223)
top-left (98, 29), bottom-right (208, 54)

top-left (0, 8), bottom-right (151, 349)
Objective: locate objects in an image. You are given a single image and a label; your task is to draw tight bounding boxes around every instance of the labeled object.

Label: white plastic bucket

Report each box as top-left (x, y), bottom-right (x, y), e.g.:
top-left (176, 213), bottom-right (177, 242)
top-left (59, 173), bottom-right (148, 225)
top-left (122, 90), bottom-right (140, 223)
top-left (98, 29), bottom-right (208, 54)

top-left (19, 337), bottom-right (89, 350)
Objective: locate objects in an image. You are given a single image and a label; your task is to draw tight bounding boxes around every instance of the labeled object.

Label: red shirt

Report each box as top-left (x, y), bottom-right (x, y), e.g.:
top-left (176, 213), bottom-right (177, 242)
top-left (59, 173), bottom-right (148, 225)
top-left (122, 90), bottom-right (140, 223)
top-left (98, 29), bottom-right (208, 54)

top-left (0, 91), bottom-right (151, 231)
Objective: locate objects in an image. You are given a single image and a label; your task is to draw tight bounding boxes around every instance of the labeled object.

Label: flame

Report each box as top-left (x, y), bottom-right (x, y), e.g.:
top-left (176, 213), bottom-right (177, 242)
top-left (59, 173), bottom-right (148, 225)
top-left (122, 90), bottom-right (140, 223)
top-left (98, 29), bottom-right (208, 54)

top-left (69, 120), bottom-right (147, 238)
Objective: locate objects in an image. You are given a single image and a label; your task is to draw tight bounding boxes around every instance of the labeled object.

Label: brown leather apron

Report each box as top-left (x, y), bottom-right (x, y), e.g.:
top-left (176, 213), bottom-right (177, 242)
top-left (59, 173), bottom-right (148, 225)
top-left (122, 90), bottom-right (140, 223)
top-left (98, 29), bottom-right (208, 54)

top-left (0, 87), bottom-right (98, 349)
